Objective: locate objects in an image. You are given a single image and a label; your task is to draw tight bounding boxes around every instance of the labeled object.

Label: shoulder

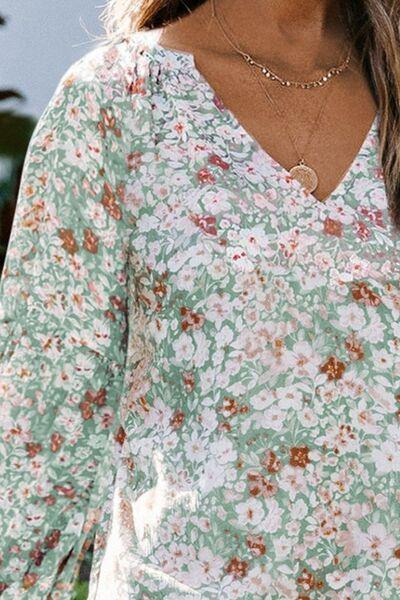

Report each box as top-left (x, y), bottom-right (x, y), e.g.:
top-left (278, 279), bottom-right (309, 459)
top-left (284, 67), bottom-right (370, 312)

top-left (54, 31), bottom-right (170, 103)
top-left (28, 30), bottom-right (191, 178)
top-left (32, 32), bottom-right (168, 151)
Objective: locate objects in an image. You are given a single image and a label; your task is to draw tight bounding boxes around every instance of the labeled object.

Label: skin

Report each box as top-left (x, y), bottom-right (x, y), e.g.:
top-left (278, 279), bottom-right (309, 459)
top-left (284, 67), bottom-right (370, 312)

top-left (155, 0), bottom-right (378, 201)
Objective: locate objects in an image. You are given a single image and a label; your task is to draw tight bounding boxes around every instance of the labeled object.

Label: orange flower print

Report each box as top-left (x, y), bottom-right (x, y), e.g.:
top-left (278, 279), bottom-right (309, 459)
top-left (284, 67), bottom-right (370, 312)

top-left (83, 228), bottom-right (99, 254)
top-left (246, 534), bottom-right (267, 557)
top-left (126, 150), bottom-right (143, 171)
top-left (115, 426), bottom-right (126, 446)
top-left (297, 568), bottom-right (324, 592)
top-left (247, 471), bottom-right (278, 498)
top-left (320, 355), bottom-right (346, 380)
top-left (50, 432), bottom-right (64, 453)
top-left (116, 182), bottom-right (126, 202)
top-left (25, 442), bottom-right (42, 458)
top-left (110, 295), bottom-right (127, 312)
top-left (53, 485), bottom-right (75, 499)
top-left (170, 409), bottom-right (185, 429)
top-left (126, 76), bottom-right (146, 96)
top-left (289, 446), bottom-right (311, 468)
top-left (20, 198), bottom-right (45, 231)
top-left (345, 332), bottom-right (365, 361)
top-left (180, 306), bottom-right (205, 331)
top-left (153, 280), bottom-right (168, 298)
top-left (22, 573), bottom-right (39, 590)
top-left (189, 213), bottom-right (218, 236)
top-left (219, 396), bottom-right (249, 417)
top-left (44, 529), bottom-right (61, 549)
top-left (351, 281), bottom-right (381, 306)
top-left (261, 449), bottom-right (282, 474)
top-left (58, 227), bottom-right (78, 254)
top-left (101, 182), bottom-right (122, 220)
top-left (183, 371), bottom-right (195, 392)
top-left (225, 556), bottom-right (249, 579)
top-left (85, 388), bottom-right (107, 406)
top-left (79, 400), bottom-right (94, 420)
top-left (1, 37), bottom-right (398, 599)
top-left (360, 206), bottom-right (385, 227)
top-left (323, 217), bottom-right (343, 237)
top-left (29, 545), bottom-right (44, 567)
top-left (97, 107), bottom-right (121, 138)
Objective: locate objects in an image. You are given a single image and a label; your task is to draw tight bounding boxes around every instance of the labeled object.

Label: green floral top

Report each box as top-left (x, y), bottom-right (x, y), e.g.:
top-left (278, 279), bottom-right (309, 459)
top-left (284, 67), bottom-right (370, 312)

top-left (0, 31), bottom-right (400, 600)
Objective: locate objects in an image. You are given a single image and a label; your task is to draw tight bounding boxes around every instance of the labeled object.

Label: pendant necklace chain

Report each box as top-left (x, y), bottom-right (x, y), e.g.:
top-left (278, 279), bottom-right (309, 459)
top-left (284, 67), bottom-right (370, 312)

top-left (209, 0), bottom-right (353, 197)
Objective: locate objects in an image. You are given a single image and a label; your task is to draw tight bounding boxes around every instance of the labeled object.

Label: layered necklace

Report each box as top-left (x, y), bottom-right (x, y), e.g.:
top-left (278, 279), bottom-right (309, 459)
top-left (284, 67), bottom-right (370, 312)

top-left (210, 0), bottom-right (353, 196)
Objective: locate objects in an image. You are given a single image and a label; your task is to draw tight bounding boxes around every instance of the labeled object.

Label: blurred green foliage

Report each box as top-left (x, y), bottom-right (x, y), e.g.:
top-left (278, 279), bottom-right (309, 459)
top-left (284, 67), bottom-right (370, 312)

top-left (73, 580), bottom-right (89, 600)
top-left (0, 13), bottom-right (37, 271)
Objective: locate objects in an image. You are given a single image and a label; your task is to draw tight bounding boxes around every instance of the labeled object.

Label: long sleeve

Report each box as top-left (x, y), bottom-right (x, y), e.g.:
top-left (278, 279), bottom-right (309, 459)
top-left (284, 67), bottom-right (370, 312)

top-left (0, 44), bottom-right (143, 598)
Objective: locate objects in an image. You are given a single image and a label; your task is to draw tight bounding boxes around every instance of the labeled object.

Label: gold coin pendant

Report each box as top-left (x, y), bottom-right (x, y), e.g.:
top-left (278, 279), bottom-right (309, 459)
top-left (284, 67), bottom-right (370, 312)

top-left (289, 163), bottom-right (319, 195)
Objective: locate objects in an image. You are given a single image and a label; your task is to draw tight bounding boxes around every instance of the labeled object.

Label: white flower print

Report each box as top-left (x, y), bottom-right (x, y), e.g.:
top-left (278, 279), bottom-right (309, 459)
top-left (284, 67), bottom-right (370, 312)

top-left (0, 33), bottom-right (399, 600)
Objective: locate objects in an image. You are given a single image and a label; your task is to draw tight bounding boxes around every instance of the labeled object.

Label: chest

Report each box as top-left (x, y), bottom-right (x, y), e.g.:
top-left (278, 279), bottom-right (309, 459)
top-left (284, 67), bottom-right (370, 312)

top-left (184, 49), bottom-right (379, 203)
top-left (125, 92), bottom-right (399, 342)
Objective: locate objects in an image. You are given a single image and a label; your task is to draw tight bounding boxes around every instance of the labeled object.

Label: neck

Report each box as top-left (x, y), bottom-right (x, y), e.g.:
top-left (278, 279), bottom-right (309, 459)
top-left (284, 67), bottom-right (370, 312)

top-left (209, 0), bottom-right (349, 72)
top-left (266, 0), bottom-right (340, 29)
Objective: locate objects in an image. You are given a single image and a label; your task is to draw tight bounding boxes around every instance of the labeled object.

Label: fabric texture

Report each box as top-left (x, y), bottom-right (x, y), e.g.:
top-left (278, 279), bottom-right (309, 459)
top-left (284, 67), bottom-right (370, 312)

top-left (0, 31), bottom-right (399, 599)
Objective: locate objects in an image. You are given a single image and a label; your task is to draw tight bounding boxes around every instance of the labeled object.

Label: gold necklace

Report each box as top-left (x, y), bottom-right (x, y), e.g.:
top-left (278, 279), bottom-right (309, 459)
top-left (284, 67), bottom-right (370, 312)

top-left (210, 0), bottom-right (352, 195)
top-left (210, 0), bottom-right (352, 90)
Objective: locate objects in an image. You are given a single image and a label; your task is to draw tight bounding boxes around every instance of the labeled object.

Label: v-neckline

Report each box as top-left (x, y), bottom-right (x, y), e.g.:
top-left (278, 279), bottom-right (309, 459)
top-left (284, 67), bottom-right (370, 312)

top-left (143, 37), bottom-right (380, 205)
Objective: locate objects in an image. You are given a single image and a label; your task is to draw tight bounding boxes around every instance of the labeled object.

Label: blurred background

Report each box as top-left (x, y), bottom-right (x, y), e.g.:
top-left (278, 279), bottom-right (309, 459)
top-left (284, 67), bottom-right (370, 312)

top-left (0, 3), bottom-right (105, 597)
top-left (0, 0), bottom-right (103, 273)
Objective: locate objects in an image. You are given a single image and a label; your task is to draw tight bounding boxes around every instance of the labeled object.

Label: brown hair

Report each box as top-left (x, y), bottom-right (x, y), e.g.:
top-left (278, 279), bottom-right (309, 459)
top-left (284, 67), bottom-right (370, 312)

top-left (101, 0), bottom-right (400, 231)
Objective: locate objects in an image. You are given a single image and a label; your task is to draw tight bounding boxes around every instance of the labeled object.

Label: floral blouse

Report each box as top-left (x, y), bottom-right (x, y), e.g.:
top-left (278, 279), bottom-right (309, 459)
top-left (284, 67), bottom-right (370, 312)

top-left (0, 31), bottom-right (400, 600)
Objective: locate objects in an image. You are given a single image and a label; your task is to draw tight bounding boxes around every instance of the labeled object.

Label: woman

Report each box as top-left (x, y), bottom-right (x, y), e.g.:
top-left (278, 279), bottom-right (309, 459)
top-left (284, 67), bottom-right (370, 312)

top-left (0, 0), bottom-right (399, 597)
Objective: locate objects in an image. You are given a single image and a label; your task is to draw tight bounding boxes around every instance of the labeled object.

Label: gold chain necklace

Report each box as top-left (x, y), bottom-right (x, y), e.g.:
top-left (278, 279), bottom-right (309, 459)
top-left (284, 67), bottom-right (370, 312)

top-left (210, 0), bottom-right (353, 195)
top-left (210, 0), bottom-right (352, 90)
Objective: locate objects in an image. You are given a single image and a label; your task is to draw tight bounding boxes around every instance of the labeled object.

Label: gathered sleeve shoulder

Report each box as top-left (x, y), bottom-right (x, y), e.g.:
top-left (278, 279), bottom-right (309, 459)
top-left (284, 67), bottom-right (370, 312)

top-left (0, 36), bottom-right (154, 598)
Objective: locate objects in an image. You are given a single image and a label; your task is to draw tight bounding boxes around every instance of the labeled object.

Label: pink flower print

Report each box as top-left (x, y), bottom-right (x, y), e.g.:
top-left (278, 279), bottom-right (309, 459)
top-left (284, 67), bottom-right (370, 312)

top-left (213, 94), bottom-right (225, 111)
top-left (236, 497), bottom-right (264, 527)
top-left (361, 523), bottom-right (397, 561)
top-left (354, 220), bottom-right (372, 240)
top-left (261, 498), bottom-right (283, 533)
top-left (371, 440), bottom-right (400, 474)
top-left (336, 524), bottom-right (364, 557)
top-left (226, 246), bottom-right (254, 272)
top-left (185, 547), bottom-right (225, 586)
top-left (349, 568), bottom-right (373, 594)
